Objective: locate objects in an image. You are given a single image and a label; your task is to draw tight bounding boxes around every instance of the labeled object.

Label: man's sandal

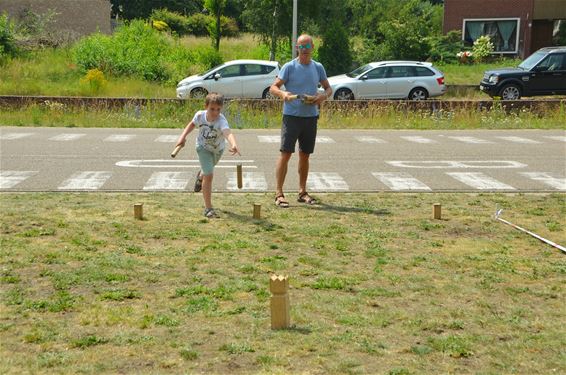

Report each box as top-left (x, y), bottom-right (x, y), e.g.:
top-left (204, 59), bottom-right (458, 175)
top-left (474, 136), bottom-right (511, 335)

top-left (275, 194), bottom-right (289, 208)
top-left (297, 192), bottom-right (317, 205)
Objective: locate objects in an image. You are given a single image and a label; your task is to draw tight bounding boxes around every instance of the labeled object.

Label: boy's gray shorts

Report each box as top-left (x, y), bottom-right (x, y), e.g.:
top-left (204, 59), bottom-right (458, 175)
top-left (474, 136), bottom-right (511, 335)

top-left (280, 115), bottom-right (318, 154)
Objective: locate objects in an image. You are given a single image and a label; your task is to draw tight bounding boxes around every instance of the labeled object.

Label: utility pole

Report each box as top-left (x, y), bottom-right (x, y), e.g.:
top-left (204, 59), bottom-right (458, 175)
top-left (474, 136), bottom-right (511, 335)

top-left (292, 0), bottom-right (297, 58)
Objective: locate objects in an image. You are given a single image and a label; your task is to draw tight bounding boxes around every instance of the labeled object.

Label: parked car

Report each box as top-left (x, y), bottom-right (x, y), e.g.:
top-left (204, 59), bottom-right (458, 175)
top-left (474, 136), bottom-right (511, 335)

top-left (176, 59), bottom-right (280, 99)
top-left (322, 61), bottom-right (446, 100)
top-left (480, 46), bottom-right (566, 100)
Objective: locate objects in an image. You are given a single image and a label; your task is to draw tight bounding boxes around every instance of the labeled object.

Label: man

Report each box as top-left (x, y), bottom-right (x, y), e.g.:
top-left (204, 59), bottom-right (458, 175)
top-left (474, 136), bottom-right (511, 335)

top-left (270, 34), bottom-right (332, 207)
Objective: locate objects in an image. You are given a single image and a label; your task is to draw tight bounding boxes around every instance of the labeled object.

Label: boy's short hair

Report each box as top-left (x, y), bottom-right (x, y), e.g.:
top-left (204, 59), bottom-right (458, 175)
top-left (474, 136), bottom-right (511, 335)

top-left (205, 93), bottom-right (224, 106)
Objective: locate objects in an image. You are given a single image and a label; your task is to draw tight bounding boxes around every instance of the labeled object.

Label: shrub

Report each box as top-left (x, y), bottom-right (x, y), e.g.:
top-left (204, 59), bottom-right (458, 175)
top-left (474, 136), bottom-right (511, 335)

top-left (151, 8), bottom-right (189, 35)
top-left (0, 13), bottom-right (18, 61)
top-left (427, 30), bottom-right (463, 63)
top-left (80, 68), bottom-right (107, 94)
top-left (472, 35), bottom-right (494, 63)
top-left (186, 13), bottom-right (210, 36)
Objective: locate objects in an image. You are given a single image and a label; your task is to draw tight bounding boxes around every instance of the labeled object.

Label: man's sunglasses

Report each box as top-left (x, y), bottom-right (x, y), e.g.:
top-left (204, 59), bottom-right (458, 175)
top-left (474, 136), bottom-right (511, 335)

top-left (296, 43), bottom-right (312, 49)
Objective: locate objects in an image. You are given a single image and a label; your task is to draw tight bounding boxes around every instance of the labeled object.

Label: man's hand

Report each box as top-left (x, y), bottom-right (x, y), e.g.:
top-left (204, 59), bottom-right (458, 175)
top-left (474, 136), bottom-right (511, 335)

top-left (229, 145), bottom-right (241, 156)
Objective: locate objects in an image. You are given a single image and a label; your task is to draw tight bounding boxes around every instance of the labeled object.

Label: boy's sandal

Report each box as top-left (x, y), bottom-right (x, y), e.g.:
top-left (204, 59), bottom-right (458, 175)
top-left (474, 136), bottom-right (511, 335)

top-left (204, 208), bottom-right (219, 218)
top-left (275, 194), bottom-right (289, 208)
top-left (194, 172), bottom-right (203, 192)
top-left (297, 191), bottom-right (317, 205)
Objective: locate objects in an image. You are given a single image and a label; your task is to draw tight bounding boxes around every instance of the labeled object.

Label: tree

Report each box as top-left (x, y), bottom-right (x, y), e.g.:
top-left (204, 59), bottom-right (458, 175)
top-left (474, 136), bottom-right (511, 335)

top-left (204, 0), bottom-right (226, 50)
top-left (319, 20), bottom-right (352, 76)
top-left (110, 0), bottom-right (203, 20)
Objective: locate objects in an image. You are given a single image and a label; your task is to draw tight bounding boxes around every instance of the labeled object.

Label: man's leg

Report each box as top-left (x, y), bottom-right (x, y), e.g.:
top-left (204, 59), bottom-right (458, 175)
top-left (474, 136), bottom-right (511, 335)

top-left (298, 151), bottom-right (310, 194)
top-left (275, 151), bottom-right (292, 197)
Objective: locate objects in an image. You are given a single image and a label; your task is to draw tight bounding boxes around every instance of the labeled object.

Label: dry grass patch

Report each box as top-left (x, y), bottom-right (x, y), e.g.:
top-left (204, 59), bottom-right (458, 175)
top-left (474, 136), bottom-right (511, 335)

top-left (0, 192), bottom-right (564, 374)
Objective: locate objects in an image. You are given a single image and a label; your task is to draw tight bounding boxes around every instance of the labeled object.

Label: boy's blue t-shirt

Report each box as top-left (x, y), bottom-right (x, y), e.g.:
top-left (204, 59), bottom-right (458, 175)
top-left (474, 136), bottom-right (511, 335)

top-left (278, 58), bottom-right (327, 117)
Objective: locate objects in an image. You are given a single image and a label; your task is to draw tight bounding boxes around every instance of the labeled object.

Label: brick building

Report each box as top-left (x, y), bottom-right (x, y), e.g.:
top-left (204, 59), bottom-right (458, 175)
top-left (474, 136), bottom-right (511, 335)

top-left (443, 0), bottom-right (566, 58)
top-left (0, 0), bottom-right (111, 39)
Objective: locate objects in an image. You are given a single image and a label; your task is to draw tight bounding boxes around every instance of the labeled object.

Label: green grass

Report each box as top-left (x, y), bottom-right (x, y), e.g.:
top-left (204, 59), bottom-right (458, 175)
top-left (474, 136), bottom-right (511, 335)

top-left (1, 99), bottom-right (564, 129)
top-left (1, 192), bottom-right (564, 374)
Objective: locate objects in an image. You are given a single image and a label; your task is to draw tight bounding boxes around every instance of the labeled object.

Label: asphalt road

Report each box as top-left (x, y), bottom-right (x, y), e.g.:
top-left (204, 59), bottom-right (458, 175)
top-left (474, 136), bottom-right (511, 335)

top-left (1, 127), bottom-right (565, 192)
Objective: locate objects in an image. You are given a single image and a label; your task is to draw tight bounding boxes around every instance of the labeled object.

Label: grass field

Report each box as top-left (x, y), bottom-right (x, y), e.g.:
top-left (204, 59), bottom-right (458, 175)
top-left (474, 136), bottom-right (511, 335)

top-left (1, 192), bottom-right (564, 374)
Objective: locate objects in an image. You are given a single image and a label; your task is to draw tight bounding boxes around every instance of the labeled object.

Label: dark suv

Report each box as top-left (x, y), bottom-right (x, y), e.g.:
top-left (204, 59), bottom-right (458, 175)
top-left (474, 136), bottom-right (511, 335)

top-left (480, 46), bottom-right (566, 100)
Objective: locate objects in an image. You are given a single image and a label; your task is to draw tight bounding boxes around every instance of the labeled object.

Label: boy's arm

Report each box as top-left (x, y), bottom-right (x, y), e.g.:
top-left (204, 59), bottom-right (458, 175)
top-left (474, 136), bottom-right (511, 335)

top-left (223, 129), bottom-right (241, 156)
top-left (176, 121), bottom-right (196, 147)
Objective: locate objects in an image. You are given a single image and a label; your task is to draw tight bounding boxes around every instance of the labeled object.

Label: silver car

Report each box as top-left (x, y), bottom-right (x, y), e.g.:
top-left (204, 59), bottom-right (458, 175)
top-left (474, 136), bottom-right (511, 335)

top-left (324, 61), bottom-right (446, 100)
top-left (176, 59), bottom-right (280, 99)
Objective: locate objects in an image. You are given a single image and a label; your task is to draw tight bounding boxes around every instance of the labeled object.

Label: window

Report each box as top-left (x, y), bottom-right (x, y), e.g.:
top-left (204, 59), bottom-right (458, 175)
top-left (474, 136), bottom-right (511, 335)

top-left (388, 66), bottom-right (411, 78)
top-left (366, 67), bottom-right (386, 79)
top-left (415, 67), bottom-right (435, 76)
top-left (463, 18), bottom-right (519, 53)
top-left (218, 65), bottom-right (241, 78)
top-left (537, 54), bottom-right (566, 71)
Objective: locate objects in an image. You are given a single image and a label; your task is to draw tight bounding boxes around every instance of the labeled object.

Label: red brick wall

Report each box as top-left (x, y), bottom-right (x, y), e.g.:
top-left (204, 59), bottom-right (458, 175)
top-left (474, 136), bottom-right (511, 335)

top-left (444, 0), bottom-right (535, 57)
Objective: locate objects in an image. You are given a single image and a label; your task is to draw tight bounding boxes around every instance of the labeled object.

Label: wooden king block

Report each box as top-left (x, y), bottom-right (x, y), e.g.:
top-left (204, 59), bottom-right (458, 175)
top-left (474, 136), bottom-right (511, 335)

top-left (270, 274), bottom-right (290, 329)
top-left (253, 203), bottom-right (261, 219)
top-left (236, 164), bottom-right (243, 189)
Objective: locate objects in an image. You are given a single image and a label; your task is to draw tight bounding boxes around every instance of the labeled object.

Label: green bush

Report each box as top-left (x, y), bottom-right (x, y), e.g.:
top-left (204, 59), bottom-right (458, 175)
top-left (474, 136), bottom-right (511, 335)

top-left (0, 13), bottom-right (18, 61)
top-left (72, 20), bottom-right (223, 83)
top-left (319, 20), bottom-right (352, 76)
top-left (472, 35), bottom-right (494, 63)
top-left (427, 30), bottom-right (463, 63)
top-left (151, 8), bottom-right (190, 36)
top-left (186, 13), bottom-right (211, 36)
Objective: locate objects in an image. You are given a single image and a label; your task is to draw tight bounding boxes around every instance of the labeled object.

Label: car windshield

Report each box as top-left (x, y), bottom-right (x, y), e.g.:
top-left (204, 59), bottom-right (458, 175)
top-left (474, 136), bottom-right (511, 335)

top-left (199, 65), bottom-right (221, 77)
top-left (518, 51), bottom-right (546, 70)
top-left (346, 64), bottom-right (374, 78)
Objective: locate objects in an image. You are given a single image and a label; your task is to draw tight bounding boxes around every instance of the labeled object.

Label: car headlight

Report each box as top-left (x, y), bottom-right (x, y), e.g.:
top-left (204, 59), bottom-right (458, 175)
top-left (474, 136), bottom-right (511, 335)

top-left (488, 75), bottom-right (499, 84)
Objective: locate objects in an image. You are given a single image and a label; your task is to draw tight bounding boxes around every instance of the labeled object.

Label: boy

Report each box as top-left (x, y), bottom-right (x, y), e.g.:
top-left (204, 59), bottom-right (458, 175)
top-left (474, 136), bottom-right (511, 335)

top-left (175, 93), bottom-right (240, 218)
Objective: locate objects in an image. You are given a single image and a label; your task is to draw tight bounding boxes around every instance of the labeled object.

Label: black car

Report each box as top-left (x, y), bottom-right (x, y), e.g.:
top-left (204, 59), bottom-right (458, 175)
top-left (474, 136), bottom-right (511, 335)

top-left (480, 46), bottom-right (566, 100)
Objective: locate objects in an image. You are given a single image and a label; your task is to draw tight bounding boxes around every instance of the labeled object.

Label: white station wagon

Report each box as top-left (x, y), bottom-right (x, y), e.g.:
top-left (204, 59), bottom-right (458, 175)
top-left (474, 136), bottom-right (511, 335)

top-left (176, 59), bottom-right (281, 99)
top-left (323, 61), bottom-right (446, 100)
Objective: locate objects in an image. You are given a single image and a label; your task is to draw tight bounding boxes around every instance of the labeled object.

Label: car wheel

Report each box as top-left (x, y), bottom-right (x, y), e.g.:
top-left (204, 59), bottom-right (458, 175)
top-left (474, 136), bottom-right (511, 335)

top-left (262, 88), bottom-right (277, 100)
top-left (334, 88), bottom-right (354, 100)
top-left (408, 87), bottom-right (428, 100)
top-left (499, 84), bottom-right (521, 100)
top-left (190, 88), bottom-right (208, 99)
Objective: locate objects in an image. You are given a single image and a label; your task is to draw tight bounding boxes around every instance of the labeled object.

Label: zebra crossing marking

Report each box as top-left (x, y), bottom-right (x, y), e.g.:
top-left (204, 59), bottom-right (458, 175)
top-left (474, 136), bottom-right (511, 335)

top-left (257, 135), bottom-right (280, 143)
top-left (316, 136), bottom-right (335, 143)
top-left (49, 134), bottom-right (86, 141)
top-left (544, 136), bottom-right (566, 142)
top-left (448, 136), bottom-right (493, 144)
top-left (355, 136), bottom-right (386, 144)
top-left (0, 171), bottom-right (37, 189)
top-left (143, 172), bottom-right (191, 190)
top-left (447, 172), bottom-right (515, 190)
top-left (401, 136), bottom-right (437, 144)
top-left (0, 133), bottom-right (34, 140)
top-left (372, 172), bottom-right (431, 191)
top-left (154, 135), bottom-right (178, 143)
top-left (226, 171), bottom-right (268, 191)
top-left (58, 171), bottom-right (112, 190)
top-left (104, 134), bottom-right (137, 142)
top-left (496, 136), bottom-right (540, 144)
top-left (307, 172), bottom-right (349, 191)
top-left (521, 172), bottom-right (566, 190)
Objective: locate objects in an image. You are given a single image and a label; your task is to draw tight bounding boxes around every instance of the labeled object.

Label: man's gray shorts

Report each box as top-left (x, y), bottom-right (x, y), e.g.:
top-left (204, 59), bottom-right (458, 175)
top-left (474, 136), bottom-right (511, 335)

top-left (280, 115), bottom-right (318, 154)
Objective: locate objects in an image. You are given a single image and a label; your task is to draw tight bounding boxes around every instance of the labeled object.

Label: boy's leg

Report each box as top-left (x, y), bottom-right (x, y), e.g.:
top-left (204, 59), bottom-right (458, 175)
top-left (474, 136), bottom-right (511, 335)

top-left (202, 173), bottom-right (214, 209)
top-left (196, 146), bottom-right (222, 210)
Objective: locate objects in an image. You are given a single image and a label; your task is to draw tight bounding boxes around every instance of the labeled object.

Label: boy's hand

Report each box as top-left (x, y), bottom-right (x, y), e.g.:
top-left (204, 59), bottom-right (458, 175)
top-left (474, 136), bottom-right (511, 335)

top-left (229, 145), bottom-right (241, 156)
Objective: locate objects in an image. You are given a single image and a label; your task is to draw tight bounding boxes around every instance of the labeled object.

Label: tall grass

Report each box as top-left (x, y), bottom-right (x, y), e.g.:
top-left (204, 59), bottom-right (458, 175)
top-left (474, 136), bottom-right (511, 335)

top-left (1, 100), bottom-right (564, 129)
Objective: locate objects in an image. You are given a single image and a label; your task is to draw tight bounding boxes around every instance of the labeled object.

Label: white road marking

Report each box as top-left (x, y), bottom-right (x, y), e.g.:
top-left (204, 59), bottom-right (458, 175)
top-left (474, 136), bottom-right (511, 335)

top-left (258, 135), bottom-right (280, 143)
top-left (49, 134), bottom-right (86, 141)
top-left (143, 172), bottom-right (190, 190)
top-left (355, 136), bottom-right (386, 144)
top-left (226, 171), bottom-right (267, 191)
top-left (0, 133), bottom-right (34, 140)
top-left (521, 172), bottom-right (566, 190)
top-left (448, 136), bottom-right (493, 144)
top-left (372, 172), bottom-right (431, 191)
top-left (116, 159), bottom-right (256, 168)
top-left (307, 172), bottom-right (349, 191)
top-left (58, 171), bottom-right (112, 190)
top-left (496, 136), bottom-right (540, 144)
top-left (387, 160), bottom-right (527, 169)
top-left (447, 172), bottom-right (515, 190)
top-left (104, 134), bottom-right (136, 142)
top-left (401, 136), bottom-right (437, 144)
top-left (154, 135), bottom-right (178, 143)
top-left (0, 171), bottom-right (37, 189)
top-left (544, 136), bottom-right (566, 142)
top-left (316, 136), bottom-right (335, 143)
